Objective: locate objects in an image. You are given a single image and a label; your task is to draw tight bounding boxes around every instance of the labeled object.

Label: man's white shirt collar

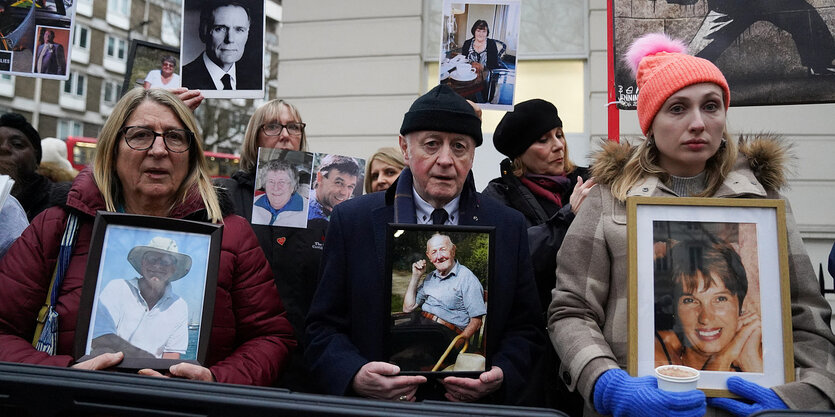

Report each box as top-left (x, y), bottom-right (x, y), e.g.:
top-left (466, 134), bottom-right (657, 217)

top-left (413, 188), bottom-right (460, 225)
top-left (202, 53), bottom-right (237, 90)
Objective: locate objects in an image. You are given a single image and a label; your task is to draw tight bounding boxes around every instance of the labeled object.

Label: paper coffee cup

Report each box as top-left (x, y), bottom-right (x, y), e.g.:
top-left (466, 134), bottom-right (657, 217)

top-left (654, 365), bottom-right (699, 392)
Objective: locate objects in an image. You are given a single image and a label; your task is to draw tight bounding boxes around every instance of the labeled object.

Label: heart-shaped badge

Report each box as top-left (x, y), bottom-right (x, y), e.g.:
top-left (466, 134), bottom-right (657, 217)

top-left (276, 237), bottom-right (286, 246)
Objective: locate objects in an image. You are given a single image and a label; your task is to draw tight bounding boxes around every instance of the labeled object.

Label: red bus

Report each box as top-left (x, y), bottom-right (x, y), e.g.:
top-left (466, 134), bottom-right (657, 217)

top-left (66, 136), bottom-right (240, 178)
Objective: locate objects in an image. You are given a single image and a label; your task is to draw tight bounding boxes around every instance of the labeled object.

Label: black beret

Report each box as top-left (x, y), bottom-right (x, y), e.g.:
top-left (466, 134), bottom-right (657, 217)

top-left (492, 99), bottom-right (562, 158)
top-left (400, 84), bottom-right (483, 146)
top-left (0, 112), bottom-right (42, 164)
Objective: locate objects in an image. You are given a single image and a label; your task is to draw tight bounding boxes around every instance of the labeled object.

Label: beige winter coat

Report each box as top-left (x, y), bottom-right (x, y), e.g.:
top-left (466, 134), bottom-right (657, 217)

top-left (548, 137), bottom-right (835, 416)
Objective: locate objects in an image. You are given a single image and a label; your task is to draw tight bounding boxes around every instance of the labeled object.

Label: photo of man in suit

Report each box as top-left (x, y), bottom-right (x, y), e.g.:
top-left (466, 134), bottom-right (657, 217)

top-left (34, 29), bottom-right (66, 75)
top-left (182, 1), bottom-right (260, 91)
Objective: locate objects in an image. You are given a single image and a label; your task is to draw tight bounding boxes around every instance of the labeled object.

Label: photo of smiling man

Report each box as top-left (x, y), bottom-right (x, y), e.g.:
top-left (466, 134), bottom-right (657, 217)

top-left (181, 0), bottom-right (264, 98)
top-left (308, 154), bottom-right (364, 224)
top-left (90, 236), bottom-right (193, 359)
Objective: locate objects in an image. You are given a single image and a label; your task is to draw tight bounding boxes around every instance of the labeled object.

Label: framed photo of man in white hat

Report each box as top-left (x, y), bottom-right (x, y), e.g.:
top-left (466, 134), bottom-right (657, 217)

top-left (76, 213), bottom-right (222, 371)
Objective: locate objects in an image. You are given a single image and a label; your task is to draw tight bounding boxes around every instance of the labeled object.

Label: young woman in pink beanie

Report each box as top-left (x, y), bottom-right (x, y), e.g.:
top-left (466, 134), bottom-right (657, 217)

top-left (548, 32), bottom-right (835, 416)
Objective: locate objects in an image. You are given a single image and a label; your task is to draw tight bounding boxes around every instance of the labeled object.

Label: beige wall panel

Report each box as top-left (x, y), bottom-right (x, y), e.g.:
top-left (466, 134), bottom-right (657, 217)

top-left (291, 96), bottom-right (418, 138)
top-left (280, 17), bottom-right (423, 60)
top-left (789, 137), bottom-right (835, 180)
top-left (589, 9), bottom-right (607, 52)
top-left (307, 135), bottom-right (404, 161)
top-left (589, 51), bottom-right (607, 98)
top-left (589, 92), bottom-right (610, 137)
top-left (782, 183), bottom-right (835, 231)
top-left (282, 0), bottom-right (421, 22)
top-left (277, 56), bottom-right (422, 98)
top-left (727, 104), bottom-right (835, 135)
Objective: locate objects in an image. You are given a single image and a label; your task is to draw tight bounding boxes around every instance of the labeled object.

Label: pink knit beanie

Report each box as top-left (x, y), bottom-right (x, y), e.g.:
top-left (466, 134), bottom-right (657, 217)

top-left (625, 33), bottom-right (730, 135)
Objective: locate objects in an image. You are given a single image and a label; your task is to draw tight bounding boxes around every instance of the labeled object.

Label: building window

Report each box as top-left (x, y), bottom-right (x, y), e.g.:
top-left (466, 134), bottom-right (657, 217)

top-left (161, 10), bottom-right (180, 46)
top-left (63, 72), bottom-right (85, 97)
top-left (106, 36), bottom-right (127, 61)
top-left (71, 25), bottom-right (90, 64)
top-left (103, 35), bottom-right (128, 73)
top-left (106, 0), bottom-right (131, 29)
top-left (0, 74), bottom-right (14, 97)
top-left (60, 72), bottom-right (87, 111)
top-left (57, 119), bottom-right (84, 140)
top-left (102, 80), bottom-right (121, 108)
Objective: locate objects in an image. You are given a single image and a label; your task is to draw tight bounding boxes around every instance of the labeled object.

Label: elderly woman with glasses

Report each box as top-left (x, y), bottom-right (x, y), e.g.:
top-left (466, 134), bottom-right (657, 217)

top-left (0, 88), bottom-right (295, 386)
top-left (215, 98), bottom-right (321, 393)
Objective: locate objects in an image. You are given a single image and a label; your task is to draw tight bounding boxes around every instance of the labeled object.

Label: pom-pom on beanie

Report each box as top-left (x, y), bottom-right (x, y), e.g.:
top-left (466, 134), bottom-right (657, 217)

top-left (493, 99), bottom-right (562, 158)
top-left (625, 33), bottom-right (730, 135)
top-left (400, 84), bottom-right (483, 146)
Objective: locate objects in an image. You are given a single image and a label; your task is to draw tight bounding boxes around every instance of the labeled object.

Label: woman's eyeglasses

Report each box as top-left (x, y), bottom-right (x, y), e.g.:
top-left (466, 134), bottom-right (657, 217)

top-left (261, 122), bottom-right (305, 137)
top-left (120, 126), bottom-right (193, 153)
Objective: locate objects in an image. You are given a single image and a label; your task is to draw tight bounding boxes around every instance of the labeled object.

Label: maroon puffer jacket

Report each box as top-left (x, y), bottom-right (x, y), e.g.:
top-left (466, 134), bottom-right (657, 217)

top-left (0, 169), bottom-right (296, 386)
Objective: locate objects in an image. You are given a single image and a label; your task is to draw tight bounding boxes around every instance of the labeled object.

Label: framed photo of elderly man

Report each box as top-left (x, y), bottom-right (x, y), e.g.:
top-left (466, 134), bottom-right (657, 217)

top-left (75, 212), bottom-right (222, 371)
top-left (251, 148), bottom-right (313, 228)
top-left (385, 224), bottom-right (495, 376)
top-left (180, 0), bottom-right (264, 98)
top-left (626, 197), bottom-right (794, 397)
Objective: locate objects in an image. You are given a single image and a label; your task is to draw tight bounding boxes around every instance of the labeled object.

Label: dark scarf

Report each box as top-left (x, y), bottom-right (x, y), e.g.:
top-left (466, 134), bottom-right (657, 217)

top-left (520, 174), bottom-right (571, 208)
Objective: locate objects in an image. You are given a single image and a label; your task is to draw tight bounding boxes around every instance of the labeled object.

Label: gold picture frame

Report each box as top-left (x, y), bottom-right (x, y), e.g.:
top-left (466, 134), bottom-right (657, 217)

top-left (626, 197), bottom-right (794, 397)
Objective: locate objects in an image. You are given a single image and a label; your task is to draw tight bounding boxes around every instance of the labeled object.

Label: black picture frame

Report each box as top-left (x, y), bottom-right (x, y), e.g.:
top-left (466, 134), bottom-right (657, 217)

top-left (75, 212), bottom-right (222, 371)
top-left (122, 40), bottom-right (181, 96)
top-left (384, 223), bottom-right (495, 377)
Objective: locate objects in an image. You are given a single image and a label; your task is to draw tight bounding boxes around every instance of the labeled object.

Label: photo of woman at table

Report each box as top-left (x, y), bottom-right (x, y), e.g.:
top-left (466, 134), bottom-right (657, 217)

top-left (461, 20), bottom-right (502, 77)
top-left (654, 238), bottom-right (763, 373)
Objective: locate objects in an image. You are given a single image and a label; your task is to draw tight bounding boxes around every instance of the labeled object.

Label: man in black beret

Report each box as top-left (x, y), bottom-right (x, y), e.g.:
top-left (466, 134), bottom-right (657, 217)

top-left (0, 112), bottom-right (66, 221)
top-left (306, 85), bottom-right (545, 405)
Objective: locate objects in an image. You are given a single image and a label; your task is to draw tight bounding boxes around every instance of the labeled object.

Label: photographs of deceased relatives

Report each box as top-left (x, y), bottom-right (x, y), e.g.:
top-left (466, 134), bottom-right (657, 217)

top-left (122, 40), bottom-right (181, 95)
top-left (75, 213), bottom-right (222, 371)
top-left (627, 197), bottom-right (794, 397)
top-left (251, 148), bottom-right (312, 228)
top-left (439, 0), bottom-right (520, 111)
top-left (250, 148), bottom-right (365, 229)
top-left (0, 0), bottom-right (76, 79)
top-left (612, 0), bottom-right (835, 107)
top-left (180, 0), bottom-right (264, 99)
top-left (385, 224), bottom-right (494, 376)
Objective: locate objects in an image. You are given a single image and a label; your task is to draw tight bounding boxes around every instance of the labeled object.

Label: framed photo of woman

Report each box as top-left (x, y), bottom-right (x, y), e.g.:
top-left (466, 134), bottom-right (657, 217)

top-left (384, 224), bottom-right (495, 377)
top-left (75, 212), bottom-right (222, 371)
top-left (626, 197), bottom-right (794, 397)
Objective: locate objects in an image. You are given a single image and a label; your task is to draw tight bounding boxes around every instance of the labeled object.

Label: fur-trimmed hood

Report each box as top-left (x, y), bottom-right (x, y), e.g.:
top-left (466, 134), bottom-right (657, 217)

top-left (589, 134), bottom-right (793, 191)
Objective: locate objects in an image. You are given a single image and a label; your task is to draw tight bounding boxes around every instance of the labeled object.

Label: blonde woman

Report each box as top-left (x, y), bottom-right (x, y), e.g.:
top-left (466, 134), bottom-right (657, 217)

top-left (549, 33), bottom-right (835, 416)
top-left (364, 147), bottom-right (405, 193)
top-left (0, 88), bottom-right (295, 386)
top-left (215, 98), bottom-right (321, 393)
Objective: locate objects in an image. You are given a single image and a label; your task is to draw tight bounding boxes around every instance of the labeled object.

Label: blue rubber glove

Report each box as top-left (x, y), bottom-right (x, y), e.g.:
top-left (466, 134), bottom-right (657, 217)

top-left (707, 376), bottom-right (788, 417)
top-left (593, 368), bottom-right (706, 417)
